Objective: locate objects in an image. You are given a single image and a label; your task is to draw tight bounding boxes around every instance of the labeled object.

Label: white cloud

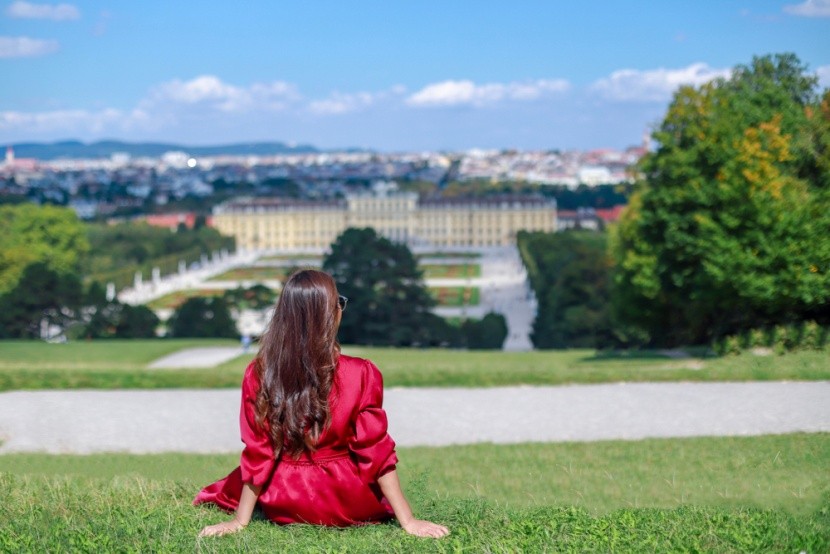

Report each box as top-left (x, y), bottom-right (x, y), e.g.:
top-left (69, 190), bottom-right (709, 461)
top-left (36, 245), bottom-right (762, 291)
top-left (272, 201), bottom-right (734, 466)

top-left (817, 65), bottom-right (830, 89)
top-left (783, 0), bottom-right (830, 17)
top-left (310, 92), bottom-right (376, 115)
top-left (6, 1), bottom-right (80, 21)
top-left (591, 63), bottom-right (730, 102)
top-left (0, 76), bottom-right (305, 138)
top-left (406, 79), bottom-right (570, 107)
top-left (146, 75), bottom-right (301, 112)
top-left (309, 86), bottom-right (406, 115)
top-left (0, 108), bottom-right (141, 134)
top-left (0, 36), bottom-right (59, 58)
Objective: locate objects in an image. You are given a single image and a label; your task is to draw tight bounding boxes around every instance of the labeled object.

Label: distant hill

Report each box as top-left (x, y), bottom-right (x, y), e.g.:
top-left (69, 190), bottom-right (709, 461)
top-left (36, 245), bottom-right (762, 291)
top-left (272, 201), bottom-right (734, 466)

top-left (7, 140), bottom-right (322, 160)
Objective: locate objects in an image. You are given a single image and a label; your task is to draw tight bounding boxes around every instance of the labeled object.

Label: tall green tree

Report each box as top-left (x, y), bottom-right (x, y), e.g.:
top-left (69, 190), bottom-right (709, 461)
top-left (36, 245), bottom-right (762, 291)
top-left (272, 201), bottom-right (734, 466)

top-left (519, 230), bottom-right (614, 348)
top-left (0, 262), bottom-right (83, 338)
top-left (322, 228), bottom-right (437, 346)
top-left (0, 204), bottom-right (89, 294)
top-left (462, 312), bottom-right (508, 350)
top-left (168, 297), bottom-right (237, 338)
top-left (612, 53), bottom-right (830, 346)
top-left (115, 305), bottom-right (160, 338)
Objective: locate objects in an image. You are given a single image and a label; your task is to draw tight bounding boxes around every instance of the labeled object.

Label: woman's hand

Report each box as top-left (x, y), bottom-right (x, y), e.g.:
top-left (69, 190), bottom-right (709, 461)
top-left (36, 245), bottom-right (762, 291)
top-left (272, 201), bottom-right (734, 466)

top-left (401, 518), bottom-right (450, 538)
top-left (198, 517), bottom-right (247, 537)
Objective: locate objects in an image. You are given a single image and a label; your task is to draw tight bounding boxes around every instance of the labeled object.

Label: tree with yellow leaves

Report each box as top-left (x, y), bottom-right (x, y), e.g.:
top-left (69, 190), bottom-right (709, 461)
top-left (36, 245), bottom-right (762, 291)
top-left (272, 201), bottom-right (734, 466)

top-left (611, 53), bottom-right (829, 346)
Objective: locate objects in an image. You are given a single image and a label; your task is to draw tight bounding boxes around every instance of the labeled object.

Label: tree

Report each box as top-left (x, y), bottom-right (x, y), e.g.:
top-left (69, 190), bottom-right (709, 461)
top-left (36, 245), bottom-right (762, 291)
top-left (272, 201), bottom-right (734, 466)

top-left (0, 262), bottom-right (83, 338)
top-left (611, 53), bottom-right (830, 346)
top-left (322, 228), bottom-right (437, 346)
top-left (462, 312), bottom-right (508, 349)
top-left (115, 305), bottom-right (160, 338)
top-left (0, 204), bottom-right (89, 295)
top-left (519, 230), bottom-right (615, 348)
top-left (223, 284), bottom-right (276, 311)
top-left (168, 297), bottom-right (237, 338)
top-left (73, 281), bottom-right (115, 338)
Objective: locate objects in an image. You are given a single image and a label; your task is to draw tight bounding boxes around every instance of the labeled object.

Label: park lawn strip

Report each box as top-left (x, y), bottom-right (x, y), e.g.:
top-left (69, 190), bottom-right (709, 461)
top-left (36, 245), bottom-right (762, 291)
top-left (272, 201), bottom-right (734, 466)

top-left (2, 476), bottom-right (826, 554)
top-left (1, 434), bottom-right (827, 516)
top-left (417, 251), bottom-right (481, 259)
top-left (257, 253), bottom-right (323, 262)
top-left (0, 339), bottom-right (238, 370)
top-left (421, 263), bottom-right (481, 278)
top-left (428, 286), bottom-right (480, 306)
top-left (1, 341), bottom-right (829, 390)
top-left (207, 266), bottom-right (289, 282)
top-left (356, 347), bottom-right (830, 387)
top-left (145, 288), bottom-right (228, 311)
top-left (1, 435), bottom-right (828, 552)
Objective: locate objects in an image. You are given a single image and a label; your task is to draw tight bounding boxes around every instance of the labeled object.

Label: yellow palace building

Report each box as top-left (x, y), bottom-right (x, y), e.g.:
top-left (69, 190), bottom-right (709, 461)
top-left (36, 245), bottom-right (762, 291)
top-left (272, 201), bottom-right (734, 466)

top-left (211, 192), bottom-right (557, 251)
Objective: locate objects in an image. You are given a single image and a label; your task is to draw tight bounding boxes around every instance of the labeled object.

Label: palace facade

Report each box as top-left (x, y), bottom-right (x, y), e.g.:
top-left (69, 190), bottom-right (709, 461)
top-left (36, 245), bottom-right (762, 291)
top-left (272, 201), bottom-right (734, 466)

top-left (211, 192), bottom-right (557, 250)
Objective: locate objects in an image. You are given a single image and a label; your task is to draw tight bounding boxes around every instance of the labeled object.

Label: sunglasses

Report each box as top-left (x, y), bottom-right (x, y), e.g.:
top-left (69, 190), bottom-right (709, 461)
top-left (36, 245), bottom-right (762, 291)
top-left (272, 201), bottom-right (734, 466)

top-left (337, 295), bottom-right (348, 311)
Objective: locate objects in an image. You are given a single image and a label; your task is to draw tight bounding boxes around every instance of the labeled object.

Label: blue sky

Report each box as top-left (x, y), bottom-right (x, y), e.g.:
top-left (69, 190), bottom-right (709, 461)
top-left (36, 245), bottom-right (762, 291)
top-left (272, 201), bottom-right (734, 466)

top-left (1, 1), bottom-right (829, 151)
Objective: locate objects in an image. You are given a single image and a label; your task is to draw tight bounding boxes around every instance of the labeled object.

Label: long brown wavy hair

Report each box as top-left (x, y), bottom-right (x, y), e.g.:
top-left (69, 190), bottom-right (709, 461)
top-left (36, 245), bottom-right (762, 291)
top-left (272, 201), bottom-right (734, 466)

top-left (255, 269), bottom-right (340, 459)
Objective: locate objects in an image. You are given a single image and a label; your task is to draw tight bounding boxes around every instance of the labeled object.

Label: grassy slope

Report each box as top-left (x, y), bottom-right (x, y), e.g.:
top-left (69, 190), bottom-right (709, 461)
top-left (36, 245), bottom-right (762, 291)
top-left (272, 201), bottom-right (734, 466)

top-left (2, 435), bottom-right (828, 552)
top-left (1, 340), bottom-right (828, 390)
top-left (2, 434), bottom-right (827, 515)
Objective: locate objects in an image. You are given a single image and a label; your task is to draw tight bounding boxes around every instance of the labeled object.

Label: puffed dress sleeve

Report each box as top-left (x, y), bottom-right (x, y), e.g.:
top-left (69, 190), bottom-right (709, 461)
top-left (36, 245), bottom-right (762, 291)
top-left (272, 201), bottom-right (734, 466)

top-left (239, 362), bottom-right (277, 487)
top-left (349, 359), bottom-right (398, 484)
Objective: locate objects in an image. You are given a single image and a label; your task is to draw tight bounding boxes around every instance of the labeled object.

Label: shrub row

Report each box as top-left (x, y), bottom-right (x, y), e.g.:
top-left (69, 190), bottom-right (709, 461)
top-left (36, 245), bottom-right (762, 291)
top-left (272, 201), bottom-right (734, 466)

top-left (714, 321), bottom-right (829, 356)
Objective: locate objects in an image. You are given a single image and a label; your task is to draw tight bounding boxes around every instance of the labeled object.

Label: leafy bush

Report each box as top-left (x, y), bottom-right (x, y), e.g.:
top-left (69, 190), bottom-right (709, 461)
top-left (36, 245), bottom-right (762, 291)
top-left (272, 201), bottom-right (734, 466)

top-left (168, 297), bottom-right (237, 338)
top-left (716, 321), bottom-right (828, 355)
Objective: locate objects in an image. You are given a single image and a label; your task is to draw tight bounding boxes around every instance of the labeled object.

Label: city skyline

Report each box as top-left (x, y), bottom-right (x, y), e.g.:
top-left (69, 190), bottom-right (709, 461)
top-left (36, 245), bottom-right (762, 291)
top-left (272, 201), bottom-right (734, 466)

top-left (1, 1), bottom-right (829, 151)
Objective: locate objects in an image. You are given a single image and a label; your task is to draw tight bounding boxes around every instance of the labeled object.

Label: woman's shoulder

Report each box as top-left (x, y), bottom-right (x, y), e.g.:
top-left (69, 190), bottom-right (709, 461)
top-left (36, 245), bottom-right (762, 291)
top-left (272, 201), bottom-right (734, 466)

top-left (241, 358), bottom-right (261, 394)
top-left (337, 354), bottom-right (382, 384)
top-left (338, 353), bottom-right (373, 371)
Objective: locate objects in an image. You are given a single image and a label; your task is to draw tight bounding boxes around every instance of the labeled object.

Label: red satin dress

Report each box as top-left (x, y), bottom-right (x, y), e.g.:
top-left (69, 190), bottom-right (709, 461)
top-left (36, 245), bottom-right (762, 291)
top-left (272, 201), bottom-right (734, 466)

top-left (193, 355), bottom-right (398, 526)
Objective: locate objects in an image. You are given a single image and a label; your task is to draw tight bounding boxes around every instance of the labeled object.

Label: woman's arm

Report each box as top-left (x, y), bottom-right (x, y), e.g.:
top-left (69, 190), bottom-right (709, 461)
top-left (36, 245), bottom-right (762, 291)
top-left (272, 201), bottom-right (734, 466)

top-left (377, 470), bottom-right (449, 538)
top-left (198, 482), bottom-right (262, 537)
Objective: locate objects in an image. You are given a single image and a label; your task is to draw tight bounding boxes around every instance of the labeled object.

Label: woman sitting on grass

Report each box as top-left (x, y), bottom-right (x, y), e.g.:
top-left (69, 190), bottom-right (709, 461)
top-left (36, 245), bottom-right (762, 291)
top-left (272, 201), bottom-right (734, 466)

top-left (195, 269), bottom-right (449, 539)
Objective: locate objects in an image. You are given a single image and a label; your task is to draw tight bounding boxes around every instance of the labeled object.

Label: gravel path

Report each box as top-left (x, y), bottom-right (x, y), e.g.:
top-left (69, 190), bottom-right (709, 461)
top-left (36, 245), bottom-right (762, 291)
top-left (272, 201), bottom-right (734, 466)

top-left (1, 382), bottom-right (828, 454)
top-left (148, 347), bottom-right (250, 368)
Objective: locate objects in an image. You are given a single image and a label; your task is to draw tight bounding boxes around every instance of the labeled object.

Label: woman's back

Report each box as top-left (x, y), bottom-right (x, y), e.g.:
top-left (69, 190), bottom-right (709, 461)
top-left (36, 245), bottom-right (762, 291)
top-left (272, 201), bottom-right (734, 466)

top-left (195, 354), bottom-right (399, 526)
top-left (196, 268), bottom-right (447, 538)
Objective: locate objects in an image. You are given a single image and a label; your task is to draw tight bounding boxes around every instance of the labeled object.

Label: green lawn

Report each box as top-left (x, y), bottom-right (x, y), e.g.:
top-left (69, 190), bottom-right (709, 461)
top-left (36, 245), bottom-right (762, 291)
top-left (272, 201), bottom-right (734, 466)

top-left (257, 253), bottom-right (323, 262)
top-left (207, 266), bottom-right (289, 282)
top-left (417, 251), bottom-right (481, 259)
top-left (209, 265), bottom-right (483, 282)
top-left (2, 434), bottom-right (828, 552)
top-left (144, 288), bottom-right (228, 311)
top-left (1, 341), bottom-right (828, 391)
top-left (421, 263), bottom-right (481, 279)
top-left (428, 286), bottom-right (480, 306)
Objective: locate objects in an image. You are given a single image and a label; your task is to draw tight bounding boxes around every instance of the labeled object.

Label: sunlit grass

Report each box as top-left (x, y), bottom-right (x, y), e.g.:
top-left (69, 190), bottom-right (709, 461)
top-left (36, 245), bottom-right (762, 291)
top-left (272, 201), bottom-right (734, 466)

top-left (0, 341), bottom-right (827, 391)
top-left (206, 266), bottom-right (288, 282)
top-left (2, 435), bottom-right (828, 552)
top-left (428, 286), bottom-right (480, 306)
top-left (2, 434), bottom-right (827, 515)
top-left (421, 263), bottom-right (481, 278)
top-left (144, 288), bottom-right (228, 311)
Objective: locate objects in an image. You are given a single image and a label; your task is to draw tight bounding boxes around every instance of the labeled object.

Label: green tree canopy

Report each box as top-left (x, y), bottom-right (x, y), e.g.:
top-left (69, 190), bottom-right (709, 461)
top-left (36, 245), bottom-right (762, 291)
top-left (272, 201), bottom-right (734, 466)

top-left (519, 230), bottom-right (615, 349)
top-left (0, 262), bottom-right (83, 339)
top-left (611, 53), bottom-right (830, 346)
top-left (462, 312), bottom-right (508, 350)
top-left (115, 305), bottom-right (160, 338)
top-left (322, 228), bottom-right (437, 346)
top-left (0, 204), bottom-right (89, 295)
top-left (222, 284), bottom-right (276, 311)
top-left (85, 221), bottom-right (234, 290)
top-left (168, 297), bottom-right (237, 338)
